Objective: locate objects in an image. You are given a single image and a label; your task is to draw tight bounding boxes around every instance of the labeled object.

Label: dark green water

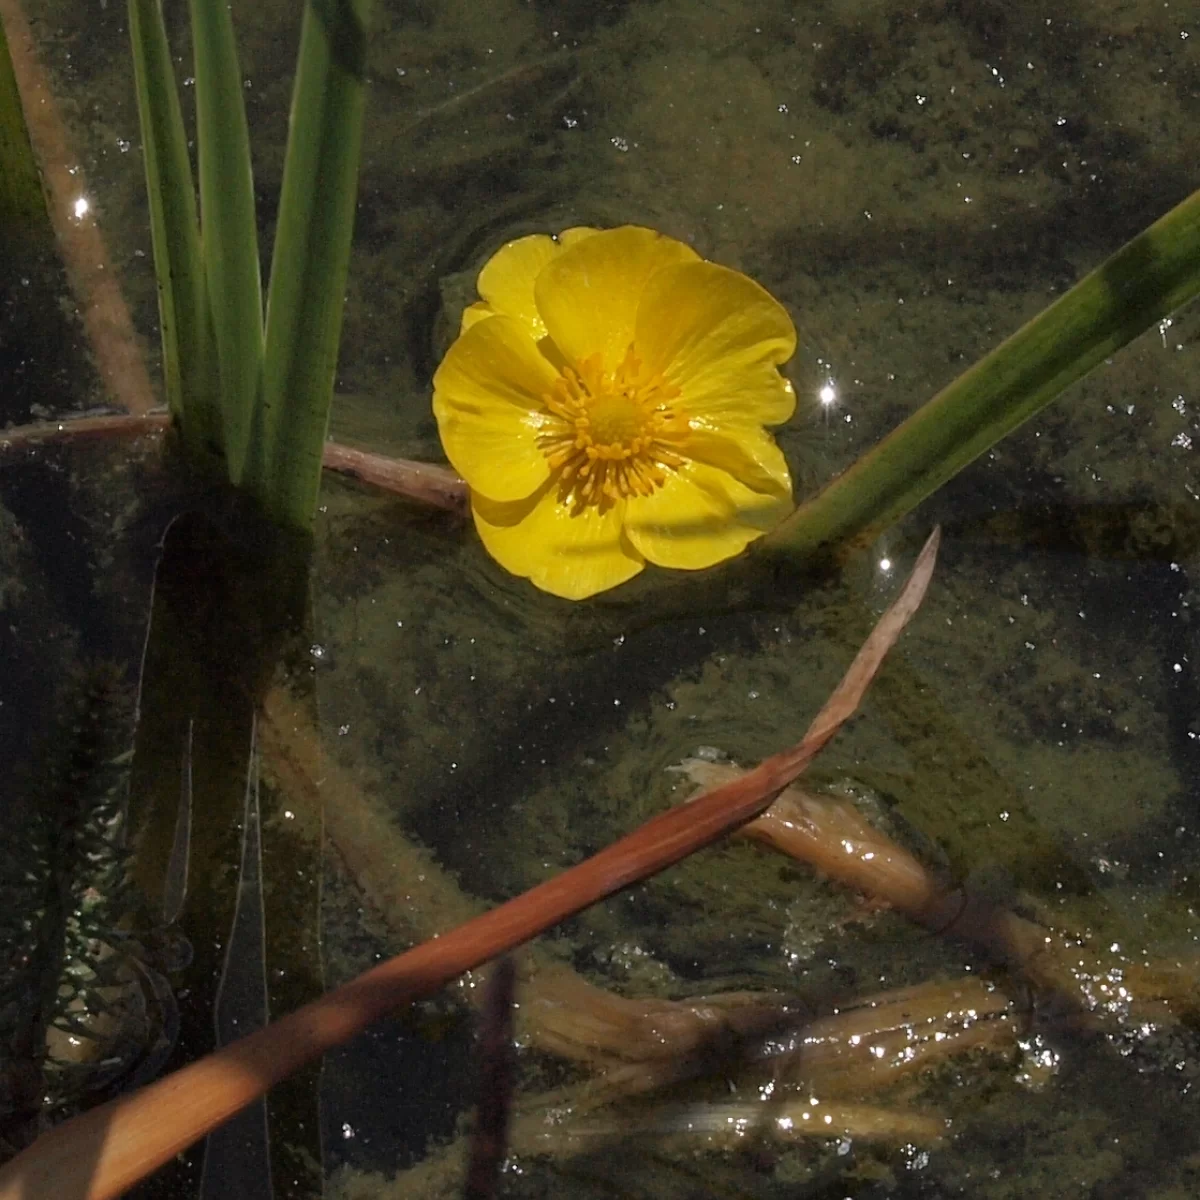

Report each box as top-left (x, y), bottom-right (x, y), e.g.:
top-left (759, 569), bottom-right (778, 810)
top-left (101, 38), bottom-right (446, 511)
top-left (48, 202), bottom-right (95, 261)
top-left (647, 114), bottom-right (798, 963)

top-left (4, 0), bottom-right (1200, 1196)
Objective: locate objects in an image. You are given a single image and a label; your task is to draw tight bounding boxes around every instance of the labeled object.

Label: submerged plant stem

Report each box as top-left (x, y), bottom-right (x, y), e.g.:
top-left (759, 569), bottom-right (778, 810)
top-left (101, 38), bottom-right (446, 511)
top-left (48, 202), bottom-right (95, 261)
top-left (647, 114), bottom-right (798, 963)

top-left (358, 974), bottom-right (1012, 1197)
top-left (0, 412), bottom-right (468, 512)
top-left (318, 442), bottom-right (467, 514)
top-left (0, 412), bottom-right (171, 446)
top-left (679, 763), bottom-right (1200, 1030)
top-left (0, 0), bottom-right (157, 418)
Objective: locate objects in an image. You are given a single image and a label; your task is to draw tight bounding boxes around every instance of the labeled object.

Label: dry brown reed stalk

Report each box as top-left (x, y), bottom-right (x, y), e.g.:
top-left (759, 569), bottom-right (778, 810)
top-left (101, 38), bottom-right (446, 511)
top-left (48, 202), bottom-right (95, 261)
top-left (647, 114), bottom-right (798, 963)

top-left (755, 976), bottom-right (1019, 1094)
top-left (0, 532), bottom-right (940, 1200)
top-left (510, 1096), bottom-right (949, 1152)
top-left (519, 963), bottom-right (809, 1065)
top-left (0, 411), bottom-right (170, 447)
top-left (261, 531), bottom-right (945, 1067)
top-left (317, 442), bottom-right (467, 514)
top-left (337, 1084), bottom-right (949, 1200)
top-left (263, 688), bottom-right (817, 1069)
top-left (463, 958), bottom-right (517, 1200)
top-left (271, 720), bottom-right (989, 1151)
top-left (674, 766), bottom-right (1200, 1030)
top-left (521, 974), bottom-right (1020, 1117)
top-left (419, 1093), bottom-right (949, 1191)
top-left (747, 786), bottom-right (1200, 1027)
top-left (360, 973), bottom-right (1014, 1194)
top-left (0, 0), bottom-right (156, 417)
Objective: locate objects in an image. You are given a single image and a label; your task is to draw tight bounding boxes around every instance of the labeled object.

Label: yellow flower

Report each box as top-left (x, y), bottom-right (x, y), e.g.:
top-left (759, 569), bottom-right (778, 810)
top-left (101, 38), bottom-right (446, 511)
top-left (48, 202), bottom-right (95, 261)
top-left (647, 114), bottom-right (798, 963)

top-left (432, 225), bottom-right (796, 600)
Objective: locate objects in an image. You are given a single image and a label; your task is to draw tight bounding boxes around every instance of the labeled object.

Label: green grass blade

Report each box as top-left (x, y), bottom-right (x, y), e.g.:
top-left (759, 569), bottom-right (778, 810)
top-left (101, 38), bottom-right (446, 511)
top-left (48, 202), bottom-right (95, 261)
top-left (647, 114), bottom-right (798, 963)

top-left (190, 0), bottom-right (263, 483)
top-left (127, 0), bottom-right (219, 458)
top-left (254, 0), bottom-right (373, 529)
top-left (765, 186), bottom-right (1200, 562)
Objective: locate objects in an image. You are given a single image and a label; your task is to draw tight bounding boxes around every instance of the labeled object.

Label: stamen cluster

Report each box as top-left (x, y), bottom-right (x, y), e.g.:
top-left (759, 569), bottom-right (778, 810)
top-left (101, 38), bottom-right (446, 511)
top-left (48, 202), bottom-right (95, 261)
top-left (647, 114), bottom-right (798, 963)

top-left (539, 346), bottom-right (684, 512)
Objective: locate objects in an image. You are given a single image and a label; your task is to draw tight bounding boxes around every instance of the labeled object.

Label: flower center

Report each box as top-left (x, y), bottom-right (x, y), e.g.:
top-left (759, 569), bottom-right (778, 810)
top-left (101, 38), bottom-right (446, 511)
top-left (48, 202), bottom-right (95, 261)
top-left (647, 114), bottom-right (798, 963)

top-left (539, 345), bottom-right (684, 512)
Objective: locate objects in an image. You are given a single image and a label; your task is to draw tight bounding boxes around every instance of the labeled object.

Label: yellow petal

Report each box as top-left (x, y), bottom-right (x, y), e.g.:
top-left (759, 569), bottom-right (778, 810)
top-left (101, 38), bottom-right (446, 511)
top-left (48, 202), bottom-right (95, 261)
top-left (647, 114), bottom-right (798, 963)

top-left (475, 234), bottom-right (562, 341)
top-left (534, 226), bottom-right (700, 372)
top-left (459, 300), bottom-right (494, 333)
top-left (465, 229), bottom-right (601, 337)
top-left (680, 421), bottom-right (793, 500)
top-left (557, 225), bottom-right (601, 247)
top-left (635, 261), bottom-right (797, 427)
top-left (473, 485), bottom-right (644, 600)
top-left (623, 460), bottom-right (792, 570)
top-left (432, 315), bottom-right (557, 501)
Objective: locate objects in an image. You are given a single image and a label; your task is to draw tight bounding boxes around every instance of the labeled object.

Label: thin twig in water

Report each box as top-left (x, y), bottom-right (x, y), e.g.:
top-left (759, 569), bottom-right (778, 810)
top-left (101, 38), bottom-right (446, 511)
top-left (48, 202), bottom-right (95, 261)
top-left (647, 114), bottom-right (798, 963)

top-left (0, 412), bottom-right (171, 447)
top-left (318, 442), bottom-right (467, 514)
top-left (0, 411), bottom-right (469, 513)
top-left (462, 958), bottom-right (516, 1200)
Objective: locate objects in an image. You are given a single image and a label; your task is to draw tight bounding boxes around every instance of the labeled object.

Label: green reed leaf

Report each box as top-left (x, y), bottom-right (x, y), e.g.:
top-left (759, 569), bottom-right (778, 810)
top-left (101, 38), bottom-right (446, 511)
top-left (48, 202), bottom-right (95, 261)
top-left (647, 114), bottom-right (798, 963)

top-left (127, 0), bottom-right (221, 462)
top-left (190, 0), bottom-right (263, 482)
top-left (765, 185), bottom-right (1200, 562)
top-left (253, 0), bottom-right (373, 529)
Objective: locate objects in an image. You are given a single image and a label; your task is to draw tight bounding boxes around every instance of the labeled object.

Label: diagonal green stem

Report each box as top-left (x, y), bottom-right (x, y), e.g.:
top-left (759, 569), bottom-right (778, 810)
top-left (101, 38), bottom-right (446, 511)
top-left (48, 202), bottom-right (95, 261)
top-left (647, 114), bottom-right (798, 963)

top-left (764, 185), bottom-right (1200, 562)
